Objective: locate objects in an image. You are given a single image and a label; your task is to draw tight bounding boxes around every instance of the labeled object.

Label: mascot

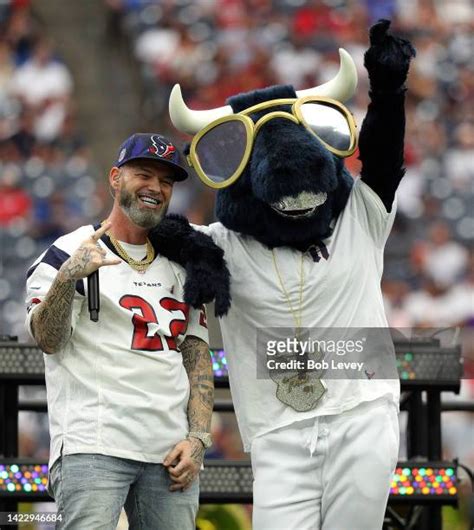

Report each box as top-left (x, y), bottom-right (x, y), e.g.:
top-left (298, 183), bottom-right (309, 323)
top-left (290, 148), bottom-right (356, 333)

top-left (165, 20), bottom-right (415, 530)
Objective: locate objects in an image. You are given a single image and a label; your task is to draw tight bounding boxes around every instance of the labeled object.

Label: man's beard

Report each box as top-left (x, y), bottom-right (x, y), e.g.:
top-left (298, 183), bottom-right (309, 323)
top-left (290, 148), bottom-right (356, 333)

top-left (119, 188), bottom-right (168, 229)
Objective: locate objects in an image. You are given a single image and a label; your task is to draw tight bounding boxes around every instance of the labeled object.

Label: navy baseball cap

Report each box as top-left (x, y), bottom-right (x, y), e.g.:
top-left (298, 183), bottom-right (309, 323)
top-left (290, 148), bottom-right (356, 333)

top-left (115, 133), bottom-right (188, 181)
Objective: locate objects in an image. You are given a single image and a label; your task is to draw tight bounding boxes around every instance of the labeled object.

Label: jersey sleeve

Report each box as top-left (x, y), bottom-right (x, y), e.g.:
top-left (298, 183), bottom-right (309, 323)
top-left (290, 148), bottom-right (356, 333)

top-left (348, 178), bottom-right (397, 248)
top-left (25, 243), bottom-right (86, 343)
top-left (185, 304), bottom-right (209, 345)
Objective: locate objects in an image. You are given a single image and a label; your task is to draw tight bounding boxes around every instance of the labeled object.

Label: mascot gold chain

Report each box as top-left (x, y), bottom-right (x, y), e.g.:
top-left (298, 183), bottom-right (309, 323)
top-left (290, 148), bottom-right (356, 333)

top-left (161, 19), bottom-right (416, 530)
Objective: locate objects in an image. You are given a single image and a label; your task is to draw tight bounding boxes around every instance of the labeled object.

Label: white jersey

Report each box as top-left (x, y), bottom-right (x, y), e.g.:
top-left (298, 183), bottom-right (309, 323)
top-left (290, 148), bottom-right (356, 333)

top-left (25, 225), bottom-right (208, 470)
top-left (199, 179), bottom-right (400, 451)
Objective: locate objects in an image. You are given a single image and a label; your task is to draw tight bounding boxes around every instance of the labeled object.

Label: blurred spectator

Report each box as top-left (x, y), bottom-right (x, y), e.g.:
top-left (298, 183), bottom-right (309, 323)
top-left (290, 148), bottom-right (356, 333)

top-left (135, 24), bottom-right (180, 71)
top-left (11, 36), bottom-right (73, 141)
top-left (270, 34), bottom-right (322, 87)
top-left (421, 221), bottom-right (469, 287)
top-left (444, 121), bottom-right (474, 188)
top-left (403, 277), bottom-right (472, 326)
top-left (0, 162), bottom-right (31, 226)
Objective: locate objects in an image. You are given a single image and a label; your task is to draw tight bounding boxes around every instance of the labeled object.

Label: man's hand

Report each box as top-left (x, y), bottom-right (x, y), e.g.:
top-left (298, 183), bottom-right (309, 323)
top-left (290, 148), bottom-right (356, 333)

top-left (58, 222), bottom-right (121, 282)
top-left (30, 222), bottom-right (121, 354)
top-left (163, 438), bottom-right (204, 491)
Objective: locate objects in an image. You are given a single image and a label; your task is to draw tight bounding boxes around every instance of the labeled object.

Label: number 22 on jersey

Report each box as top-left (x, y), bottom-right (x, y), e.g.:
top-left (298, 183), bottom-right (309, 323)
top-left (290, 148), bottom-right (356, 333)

top-left (119, 295), bottom-right (189, 352)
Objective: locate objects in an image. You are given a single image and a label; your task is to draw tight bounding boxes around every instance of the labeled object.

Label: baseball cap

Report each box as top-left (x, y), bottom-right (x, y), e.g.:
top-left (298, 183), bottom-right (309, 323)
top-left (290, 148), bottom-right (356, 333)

top-left (115, 133), bottom-right (188, 181)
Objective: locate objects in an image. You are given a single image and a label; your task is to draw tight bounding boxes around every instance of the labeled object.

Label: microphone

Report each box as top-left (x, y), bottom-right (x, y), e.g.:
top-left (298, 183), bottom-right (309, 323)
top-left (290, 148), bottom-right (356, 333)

top-left (88, 270), bottom-right (100, 322)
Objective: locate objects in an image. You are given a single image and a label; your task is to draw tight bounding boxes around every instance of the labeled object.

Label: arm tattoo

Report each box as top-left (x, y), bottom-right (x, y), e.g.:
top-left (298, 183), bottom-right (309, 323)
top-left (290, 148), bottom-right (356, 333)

top-left (180, 335), bottom-right (214, 434)
top-left (31, 244), bottom-right (97, 354)
top-left (30, 272), bottom-right (76, 355)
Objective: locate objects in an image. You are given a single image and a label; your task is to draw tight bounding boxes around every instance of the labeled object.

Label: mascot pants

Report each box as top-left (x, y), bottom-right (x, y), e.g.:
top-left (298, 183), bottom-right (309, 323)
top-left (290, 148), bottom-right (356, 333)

top-left (251, 397), bottom-right (399, 530)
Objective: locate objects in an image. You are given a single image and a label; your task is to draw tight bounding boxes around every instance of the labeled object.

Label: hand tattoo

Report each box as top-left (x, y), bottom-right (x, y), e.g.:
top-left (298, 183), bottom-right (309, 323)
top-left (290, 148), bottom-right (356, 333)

top-left (189, 437), bottom-right (205, 466)
top-left (59, 245), bottom-right (95, 281)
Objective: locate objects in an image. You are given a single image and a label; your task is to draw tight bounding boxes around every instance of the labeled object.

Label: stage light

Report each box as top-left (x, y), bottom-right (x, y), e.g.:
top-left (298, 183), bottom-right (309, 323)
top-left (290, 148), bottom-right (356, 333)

top-left (394, 345), bottom-right (462, 384)
top-left (0, 463), bottom-right (49, 497)
top-left (0, 460), bottom-right (458, 506)
top-left (390, 462), bottom-right (458, 504)
top-left (209, 349), bottom-right (228, 378)
top-left (0, 343), bottom-right (44, 375)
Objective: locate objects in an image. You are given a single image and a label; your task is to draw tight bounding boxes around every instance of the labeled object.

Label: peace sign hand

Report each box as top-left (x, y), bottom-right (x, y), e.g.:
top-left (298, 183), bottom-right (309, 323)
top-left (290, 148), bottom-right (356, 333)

top-left (58, 222), bottom-right (121, 282)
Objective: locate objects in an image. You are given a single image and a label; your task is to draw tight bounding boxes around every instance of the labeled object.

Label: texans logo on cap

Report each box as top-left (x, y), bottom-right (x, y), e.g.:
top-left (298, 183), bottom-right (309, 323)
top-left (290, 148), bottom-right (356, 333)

top-left (115, 133), bottom-right (188, 181)
top-left (149, 135), bottom-right (176, 160)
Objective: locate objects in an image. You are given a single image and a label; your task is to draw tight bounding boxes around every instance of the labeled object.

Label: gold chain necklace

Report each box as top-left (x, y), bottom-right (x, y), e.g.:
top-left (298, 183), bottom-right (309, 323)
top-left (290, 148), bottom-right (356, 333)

top-left (272, 249), bottom-right (327, 410)
top-left (272, 249), bottom-right (305, 337)
top-left (102, 221), bottom-right (155, 273)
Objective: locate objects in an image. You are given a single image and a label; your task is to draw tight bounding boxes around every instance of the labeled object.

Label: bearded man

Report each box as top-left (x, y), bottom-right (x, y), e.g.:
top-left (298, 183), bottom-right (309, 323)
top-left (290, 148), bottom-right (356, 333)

top-left (25, 133), bottom-right (226, 530)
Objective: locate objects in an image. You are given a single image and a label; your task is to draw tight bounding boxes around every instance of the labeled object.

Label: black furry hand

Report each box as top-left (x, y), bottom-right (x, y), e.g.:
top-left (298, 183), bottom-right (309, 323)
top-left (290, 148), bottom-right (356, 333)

top-left (181, 230), bottom-right (231, 317)
top-left (364, 19), bottom-right (416, 93)
top-left (149, 215), bottom-right (231, 317)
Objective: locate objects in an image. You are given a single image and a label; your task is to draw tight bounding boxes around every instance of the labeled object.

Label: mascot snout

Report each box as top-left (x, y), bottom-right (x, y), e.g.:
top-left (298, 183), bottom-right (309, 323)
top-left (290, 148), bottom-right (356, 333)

top-left (249, 116), bottom-right (339, 209)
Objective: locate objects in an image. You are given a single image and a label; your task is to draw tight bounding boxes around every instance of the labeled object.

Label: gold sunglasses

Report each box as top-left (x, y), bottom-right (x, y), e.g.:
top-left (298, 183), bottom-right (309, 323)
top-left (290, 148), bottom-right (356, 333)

top-left (187, 96), bottom-right (358, 190)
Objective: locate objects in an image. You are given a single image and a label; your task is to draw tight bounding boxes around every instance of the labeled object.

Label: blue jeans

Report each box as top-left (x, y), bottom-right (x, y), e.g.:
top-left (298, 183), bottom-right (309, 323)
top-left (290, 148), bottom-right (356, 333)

top-left (49, 453), bottom-right (199, 530)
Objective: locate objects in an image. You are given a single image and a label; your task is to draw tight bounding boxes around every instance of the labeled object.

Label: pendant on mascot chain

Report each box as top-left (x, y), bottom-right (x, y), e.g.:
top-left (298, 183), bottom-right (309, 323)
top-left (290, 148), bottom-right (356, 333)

top-left (269, 329), bottom-right (327, 412)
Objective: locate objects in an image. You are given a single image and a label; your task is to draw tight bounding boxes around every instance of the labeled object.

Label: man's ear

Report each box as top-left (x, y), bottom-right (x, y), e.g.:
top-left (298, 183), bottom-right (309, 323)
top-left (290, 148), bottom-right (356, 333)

top-left (109, 167), bottom-right (121, 190)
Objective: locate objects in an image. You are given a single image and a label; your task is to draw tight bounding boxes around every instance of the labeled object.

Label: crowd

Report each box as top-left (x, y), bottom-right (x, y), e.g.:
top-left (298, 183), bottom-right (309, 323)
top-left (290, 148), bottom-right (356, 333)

top-left (0, 0), bottom-right (106, 340)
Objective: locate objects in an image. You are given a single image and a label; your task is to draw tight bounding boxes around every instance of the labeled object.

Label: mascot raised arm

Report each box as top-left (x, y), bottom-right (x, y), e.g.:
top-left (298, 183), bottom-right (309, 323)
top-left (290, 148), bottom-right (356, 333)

top-left (166, 20), bottom-right (415, 530)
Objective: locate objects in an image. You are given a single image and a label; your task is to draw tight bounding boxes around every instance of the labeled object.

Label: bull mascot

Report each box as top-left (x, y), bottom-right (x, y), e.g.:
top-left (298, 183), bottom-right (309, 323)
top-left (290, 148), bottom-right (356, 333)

top-left (162, 20), bottom-right (415, 530)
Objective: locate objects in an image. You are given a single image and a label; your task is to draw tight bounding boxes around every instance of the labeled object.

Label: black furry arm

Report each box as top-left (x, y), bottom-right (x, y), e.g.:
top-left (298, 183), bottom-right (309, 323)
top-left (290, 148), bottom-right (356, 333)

top-left (359, 20), bottom-right (416, 212)
top-left (149, 215), bottom-right (231, 317)
top-left (358, 89), bottom-right (406, 212)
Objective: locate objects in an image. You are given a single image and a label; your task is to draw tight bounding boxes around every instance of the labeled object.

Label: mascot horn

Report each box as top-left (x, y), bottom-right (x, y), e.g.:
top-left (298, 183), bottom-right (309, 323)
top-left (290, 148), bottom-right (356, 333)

top-left (162, 19), bottom-right (415, 530)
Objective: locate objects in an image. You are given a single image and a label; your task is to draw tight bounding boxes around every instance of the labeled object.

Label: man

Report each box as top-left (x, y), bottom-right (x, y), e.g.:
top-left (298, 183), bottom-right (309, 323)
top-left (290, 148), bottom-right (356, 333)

top-left (25, 133), bottom-right (215, 530)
